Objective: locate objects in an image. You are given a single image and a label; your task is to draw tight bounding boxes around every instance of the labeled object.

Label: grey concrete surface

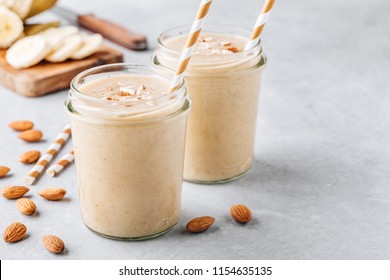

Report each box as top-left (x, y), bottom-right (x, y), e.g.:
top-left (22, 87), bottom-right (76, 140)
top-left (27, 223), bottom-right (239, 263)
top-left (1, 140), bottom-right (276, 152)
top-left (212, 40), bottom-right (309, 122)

top-left (0, 0), bottom-right (389, 259)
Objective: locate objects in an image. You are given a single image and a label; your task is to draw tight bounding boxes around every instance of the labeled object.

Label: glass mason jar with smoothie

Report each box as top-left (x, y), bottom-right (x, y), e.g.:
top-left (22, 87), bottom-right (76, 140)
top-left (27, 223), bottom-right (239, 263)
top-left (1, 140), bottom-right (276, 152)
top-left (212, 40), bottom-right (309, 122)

top-left (153, 24), bottom-right (267, 183)
top-left (66, 64), bottom-right (191, 240)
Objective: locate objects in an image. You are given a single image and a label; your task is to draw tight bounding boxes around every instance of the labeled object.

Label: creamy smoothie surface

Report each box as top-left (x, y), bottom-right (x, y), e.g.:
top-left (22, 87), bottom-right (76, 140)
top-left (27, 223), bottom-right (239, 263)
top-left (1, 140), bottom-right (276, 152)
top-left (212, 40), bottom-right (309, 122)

top-left (163, 33), bottom-right (246, 55)
top-left (74, 74), bottom-right (185, 121)
top-left (69, 71), bottom-right (189, 239)
top-left (79, 74), bottom-right (168, 101)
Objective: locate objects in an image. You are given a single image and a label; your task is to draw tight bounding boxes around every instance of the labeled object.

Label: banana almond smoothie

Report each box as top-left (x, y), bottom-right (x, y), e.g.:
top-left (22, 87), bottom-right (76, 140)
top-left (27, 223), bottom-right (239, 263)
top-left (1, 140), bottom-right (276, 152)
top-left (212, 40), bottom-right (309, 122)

top-left (153, 25), bottom-right (266, 183)
top-left (66, 64), bottom-right (190, 240)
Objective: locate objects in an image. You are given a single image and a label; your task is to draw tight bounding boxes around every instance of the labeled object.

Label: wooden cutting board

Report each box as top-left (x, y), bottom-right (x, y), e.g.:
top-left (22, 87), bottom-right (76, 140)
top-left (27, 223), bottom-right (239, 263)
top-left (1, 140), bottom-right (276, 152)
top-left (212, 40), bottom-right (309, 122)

top-left (0, 45), bottom-right (123, 97)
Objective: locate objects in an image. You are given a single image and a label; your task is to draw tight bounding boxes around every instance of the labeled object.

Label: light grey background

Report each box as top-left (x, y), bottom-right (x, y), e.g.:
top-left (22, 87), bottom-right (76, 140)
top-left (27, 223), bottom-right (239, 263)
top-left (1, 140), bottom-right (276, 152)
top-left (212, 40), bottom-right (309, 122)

top-left (0, 0), bottom-right (389, 259)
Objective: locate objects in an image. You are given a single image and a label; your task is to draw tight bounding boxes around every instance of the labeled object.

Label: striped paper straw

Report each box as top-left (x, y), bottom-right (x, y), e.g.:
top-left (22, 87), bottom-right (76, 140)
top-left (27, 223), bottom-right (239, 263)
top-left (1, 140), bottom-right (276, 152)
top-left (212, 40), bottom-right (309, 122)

top-left (168, 0), bottom-right (213, 93)
top-left (25, 124), bottom-right (71, 185)
top-left (46, 149), bottom-right (74, 177)
top-left (244, 0), bottom-right (275, 51)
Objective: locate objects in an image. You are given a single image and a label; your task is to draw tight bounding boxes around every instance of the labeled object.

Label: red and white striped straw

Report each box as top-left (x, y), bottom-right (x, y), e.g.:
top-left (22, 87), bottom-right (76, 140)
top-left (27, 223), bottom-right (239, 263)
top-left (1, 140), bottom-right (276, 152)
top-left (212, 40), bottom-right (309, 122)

top-left (168, 0), bottom-right (213, 93)
top-left (25, 124), bottom-right (71, 185)
top-left (244, 0), bottom-right (276, 51)
top-left (46, 149), bottom-right (74, 177)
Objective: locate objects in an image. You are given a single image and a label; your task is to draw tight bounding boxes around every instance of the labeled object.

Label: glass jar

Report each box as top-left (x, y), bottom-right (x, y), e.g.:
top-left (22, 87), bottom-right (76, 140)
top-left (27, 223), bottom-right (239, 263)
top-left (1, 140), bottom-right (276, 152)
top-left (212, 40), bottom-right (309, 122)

top-left (153, 25), bottom-right (267, 183)
top-left (66, 64), bottom-right (191, 240)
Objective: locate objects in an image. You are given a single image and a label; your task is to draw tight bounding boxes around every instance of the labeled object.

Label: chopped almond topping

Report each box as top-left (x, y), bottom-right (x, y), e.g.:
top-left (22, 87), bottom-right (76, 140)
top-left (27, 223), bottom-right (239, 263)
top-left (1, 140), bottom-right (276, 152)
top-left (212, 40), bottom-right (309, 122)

top-left (118, 91), bottom-right (131, 96)
top-left (119, 86), bottom-right (136, 96)
top-left (221, 50), bottom-right (233, 55)
top-left (227, 47), bottom-right (239, 53)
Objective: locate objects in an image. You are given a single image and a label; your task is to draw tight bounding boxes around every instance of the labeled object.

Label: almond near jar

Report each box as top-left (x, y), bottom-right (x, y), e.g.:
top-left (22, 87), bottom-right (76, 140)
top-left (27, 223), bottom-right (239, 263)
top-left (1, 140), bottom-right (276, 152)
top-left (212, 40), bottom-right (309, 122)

top-left (65, 64), bottom-right (191, 240)
top-left (153, 25), bottom-right (266, 183)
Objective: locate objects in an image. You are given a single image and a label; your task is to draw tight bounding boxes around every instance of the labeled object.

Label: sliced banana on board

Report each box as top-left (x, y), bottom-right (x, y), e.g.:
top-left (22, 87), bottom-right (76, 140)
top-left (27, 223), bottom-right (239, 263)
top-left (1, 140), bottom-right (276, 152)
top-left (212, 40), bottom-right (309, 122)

top-left (71, 34), bottom-right (103, 60)
top-left (40, 26), bottom-right (79, 49)
top-left (0, 5), bottom-right (24, 49)
top-left (4, 22), bottom-right (103, 68)
top-left (6, 35), bottom-right (51, 69)
top-left (45, 34), bottom-right (83, 62)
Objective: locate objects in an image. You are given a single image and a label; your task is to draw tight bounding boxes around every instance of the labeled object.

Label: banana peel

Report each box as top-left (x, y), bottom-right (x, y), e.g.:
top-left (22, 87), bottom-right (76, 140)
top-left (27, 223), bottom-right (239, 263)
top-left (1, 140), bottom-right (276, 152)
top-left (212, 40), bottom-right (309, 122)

top-left (24, 21), bottom-right (60, 36)
top-left (26, 0), bottom-right (57, 19)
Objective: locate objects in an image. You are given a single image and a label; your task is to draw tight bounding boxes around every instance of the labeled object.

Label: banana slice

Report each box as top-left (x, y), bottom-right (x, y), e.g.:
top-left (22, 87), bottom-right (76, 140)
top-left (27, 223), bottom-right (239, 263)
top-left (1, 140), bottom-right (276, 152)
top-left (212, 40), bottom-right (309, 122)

top-left (71, 34), bottom-right (103, 60)
top-left (0, 6), bottom-right (24, 49)
top-left (40, 26), bottom-right (79, 49)
top-left (0, 0), bottom-right (15, 6)
top-left (6, 35), bottom-right (51, 69)
top-left (46, 34), bottom-right (83, 62)
top-left (11, 0), bottom-right (33, 19)
top-left (0, 0), bottom-right (16, 10)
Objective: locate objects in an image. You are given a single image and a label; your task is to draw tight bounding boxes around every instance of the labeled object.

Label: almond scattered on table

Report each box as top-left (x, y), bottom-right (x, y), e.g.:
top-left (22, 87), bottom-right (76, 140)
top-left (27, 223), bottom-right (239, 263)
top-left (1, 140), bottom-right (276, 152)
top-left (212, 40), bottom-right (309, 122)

top-left (1, 186), bottom-right (29, 199)
top-left (8, 120), bottom-right (34, 131)
top-left (230, 204), bottom-right (252, 224)
top-left (38, 188), bottom-right (66, 201)
top-left (19, 150), bottom-right (41, 164)
top-left (3, 222), bottom-right (27, 243)
top-left (186, 216), bottom-right (215, 233)
top-left (18, 129), bottom-right (43, 142)
top-left (0, 166), bottom-right (11, 178)
top-left (16, 198), bottom-right (36, 216)
top-left (42, 235), bottom-right (65, 254)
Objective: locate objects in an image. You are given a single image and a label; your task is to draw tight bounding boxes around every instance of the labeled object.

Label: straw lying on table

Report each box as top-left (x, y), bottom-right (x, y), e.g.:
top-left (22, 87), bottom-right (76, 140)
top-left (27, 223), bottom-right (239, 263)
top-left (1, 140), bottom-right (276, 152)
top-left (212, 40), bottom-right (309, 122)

top-left (46, 149), bottom-right (74, 177)
top-left (244, 0), bottom-right (276, 51)
top-left (168, 0), bottom-right (213, 93)
top-left (25, 124), bottom-right (71, 185)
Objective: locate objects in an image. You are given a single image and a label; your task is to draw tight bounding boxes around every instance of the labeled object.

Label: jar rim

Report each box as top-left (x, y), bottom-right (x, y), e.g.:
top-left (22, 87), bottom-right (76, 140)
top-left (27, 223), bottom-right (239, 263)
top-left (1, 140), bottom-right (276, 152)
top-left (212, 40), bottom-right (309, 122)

top-left (66, 63), bottom-right (190, 123)
top-left (70, 63), bottom-right (184, 106)
top-left (157, 24), bottom-right (262, 57)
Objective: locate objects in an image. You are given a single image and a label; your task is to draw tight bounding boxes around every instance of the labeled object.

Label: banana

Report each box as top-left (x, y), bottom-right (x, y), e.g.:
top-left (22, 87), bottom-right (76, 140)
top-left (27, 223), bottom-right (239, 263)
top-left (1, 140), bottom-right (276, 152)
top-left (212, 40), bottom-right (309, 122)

top-left (0, 0), bottom-right (16, 7)
top-left (24, 21), bottom-right (60, 36)
top-left (0, 0), bottom-right (16, 10)
top-left (71, 34), bottom-right (103, 60)
top-left (6, 35), bottom-right (51, 68)
top-left (40, 26), bottom-right (79, 49)
top-left (11, 0), bottom-right (33, 19)
top-left (0, 6), bottom-right (24, 49)
top-left (46, 34), bottom-right (83, 62)
top-left (26, 0), bottom-right (57, 19)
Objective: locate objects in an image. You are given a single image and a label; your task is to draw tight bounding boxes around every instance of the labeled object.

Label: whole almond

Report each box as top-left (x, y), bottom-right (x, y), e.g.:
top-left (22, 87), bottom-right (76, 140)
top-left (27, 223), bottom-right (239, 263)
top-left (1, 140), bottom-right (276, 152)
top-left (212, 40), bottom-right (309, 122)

top-left (1, 186), bottom-right (29, 199)
top-left (186, 216), bottom-right (215, 233)
top-left (18, 130), bottom-right (43, 142)
top-left (19, 150), bottom-right (41, 164)
top-left (16, 198), bottom-right (36, 215)
top-left (38, 188), bottom-right (66, 201)
top-left (42, 235), bottom-right (65, 254)
top-left (3, 222), bottom-right (27, 243)
top-left (9, 120), bottom-right (34, 131)
top-left (230, 204), bottom-right (252, 224)
top-left (0, 166), bottom-right (10, 178)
